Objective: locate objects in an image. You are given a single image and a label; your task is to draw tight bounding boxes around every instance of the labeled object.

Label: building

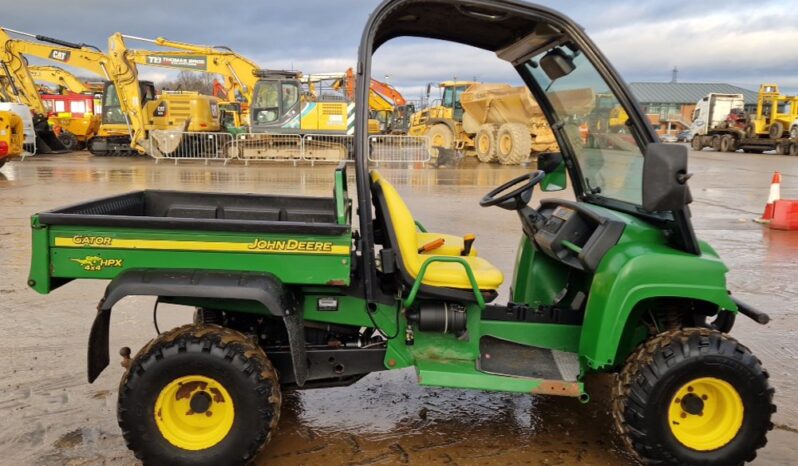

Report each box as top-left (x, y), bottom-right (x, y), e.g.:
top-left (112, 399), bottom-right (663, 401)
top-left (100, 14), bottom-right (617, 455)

top-left (629, 82), bottom-right (758, 135)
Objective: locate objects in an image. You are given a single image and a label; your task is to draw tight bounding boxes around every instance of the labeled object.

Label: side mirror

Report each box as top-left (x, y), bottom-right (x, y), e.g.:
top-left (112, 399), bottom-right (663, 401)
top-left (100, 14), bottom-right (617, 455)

top-left (642, 143), bottom-right (693, 211)
top-left (538, 152), bottom-right (567, 192)
top-left (540, 48), bottom-right (576, 81)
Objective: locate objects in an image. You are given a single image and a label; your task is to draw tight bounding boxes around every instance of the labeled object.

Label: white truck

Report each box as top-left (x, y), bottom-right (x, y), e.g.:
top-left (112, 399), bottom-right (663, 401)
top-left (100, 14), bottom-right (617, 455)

top-left (689, 92), bottom-right (798, 155)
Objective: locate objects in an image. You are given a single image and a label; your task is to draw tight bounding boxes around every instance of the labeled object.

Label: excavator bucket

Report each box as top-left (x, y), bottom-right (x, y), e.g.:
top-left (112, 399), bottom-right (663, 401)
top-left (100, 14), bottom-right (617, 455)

top-left (32, 114), bottom-right (69, 154)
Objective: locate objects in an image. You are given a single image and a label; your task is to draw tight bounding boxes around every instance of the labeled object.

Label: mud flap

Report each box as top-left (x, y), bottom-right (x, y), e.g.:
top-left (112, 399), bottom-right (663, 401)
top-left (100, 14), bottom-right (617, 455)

top-left (283, 308), bottom-right (308, 387)
top-left (87, 304), bottom-right (111, 383)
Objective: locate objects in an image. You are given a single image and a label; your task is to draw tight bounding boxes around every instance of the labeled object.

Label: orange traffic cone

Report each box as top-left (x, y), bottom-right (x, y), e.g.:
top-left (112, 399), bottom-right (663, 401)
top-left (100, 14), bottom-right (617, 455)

top-left (758, 171), bottom-right (781, 223)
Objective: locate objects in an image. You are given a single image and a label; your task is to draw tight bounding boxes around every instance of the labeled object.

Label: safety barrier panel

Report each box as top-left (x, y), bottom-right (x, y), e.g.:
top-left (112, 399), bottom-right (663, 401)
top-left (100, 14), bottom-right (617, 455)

top-left (148, 131), bottom-right (234, 164)
top-left (368, 135), bottom-right (431, 163)
top-left (145, 131), bottom-right (431, 165)
top-left (301, 134), bottom-right (354, 164)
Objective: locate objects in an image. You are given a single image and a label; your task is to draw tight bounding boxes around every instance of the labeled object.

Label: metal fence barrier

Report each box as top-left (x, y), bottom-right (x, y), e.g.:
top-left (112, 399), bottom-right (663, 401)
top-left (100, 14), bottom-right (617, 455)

top-left (302, 134), bottom-right (353, 164)
top-left (145, 130), bottom-right (430, 165)
top-left (149, 131), bottom-right (234, 164)
top-left (368, 135), bottom-right (432, 163)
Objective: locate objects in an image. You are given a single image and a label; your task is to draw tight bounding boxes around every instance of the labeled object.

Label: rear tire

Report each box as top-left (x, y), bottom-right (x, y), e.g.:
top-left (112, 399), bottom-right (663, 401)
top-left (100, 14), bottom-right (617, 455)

top-left (789, 143), bottom-right (798, 157)
top-left (720, 135), bottom-right (735, 153)
top-left (711, 135), bottom-right (722, 151)
top-left (475, 124), bottom-right (498, 162)
top-left (691, 136), bottom-right (703, 151)
top-left (496, 123), bottom-right (532, 165)
top-left (118, 324), bottom-right (281, 466)
top-left (774, 142), bottom-right (787, 156)
top-left (612, 328), bottom-right (774, 466)
top-left (769, 122), bottom-right (784, 139)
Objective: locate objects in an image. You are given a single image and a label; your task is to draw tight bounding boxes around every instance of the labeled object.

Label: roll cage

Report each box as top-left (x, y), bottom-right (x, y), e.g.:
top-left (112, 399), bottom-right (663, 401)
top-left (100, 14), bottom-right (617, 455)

top-left (351, 0), bottom-right (700, 306)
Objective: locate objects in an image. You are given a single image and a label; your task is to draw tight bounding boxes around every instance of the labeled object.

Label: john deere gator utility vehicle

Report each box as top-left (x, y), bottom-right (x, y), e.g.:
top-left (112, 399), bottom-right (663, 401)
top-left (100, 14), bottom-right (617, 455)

top-left (28, 1), bottom-right (775, 465)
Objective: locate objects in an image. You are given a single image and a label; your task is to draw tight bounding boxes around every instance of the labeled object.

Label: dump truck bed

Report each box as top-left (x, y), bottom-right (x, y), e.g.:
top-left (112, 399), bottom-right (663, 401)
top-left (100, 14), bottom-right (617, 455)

top-left (29, 189), bottom-right (353, 293)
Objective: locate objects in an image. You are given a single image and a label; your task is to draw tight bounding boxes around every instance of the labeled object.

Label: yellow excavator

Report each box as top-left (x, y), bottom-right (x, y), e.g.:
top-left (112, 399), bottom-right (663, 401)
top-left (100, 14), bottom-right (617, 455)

top-left (0, 29), bottom-right (70, 153)
top-left (28, 65), bottom-right (103, 94)
top-left (0, 108), bottom-right (24, 166)
top-left (113, 34), bottom-right (258, 132)
top-left (0, 27), bottom-right (222, 156)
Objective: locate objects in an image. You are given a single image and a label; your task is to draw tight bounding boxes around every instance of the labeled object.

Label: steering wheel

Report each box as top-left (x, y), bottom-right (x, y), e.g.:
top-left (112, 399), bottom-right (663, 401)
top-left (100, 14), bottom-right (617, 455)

top-left (480, 170), bottom-right (546, 210)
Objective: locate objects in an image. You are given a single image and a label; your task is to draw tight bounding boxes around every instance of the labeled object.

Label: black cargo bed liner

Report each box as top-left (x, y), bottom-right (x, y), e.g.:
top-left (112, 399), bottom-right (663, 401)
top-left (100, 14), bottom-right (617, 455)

top-left (38, 190), bottom-right (348, 235)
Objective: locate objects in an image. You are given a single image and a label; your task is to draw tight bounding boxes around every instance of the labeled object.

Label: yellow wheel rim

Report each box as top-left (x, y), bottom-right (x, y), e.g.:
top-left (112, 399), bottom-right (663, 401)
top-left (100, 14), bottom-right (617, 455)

top-left (154, 375), bottom-right (235, 451)
top-left (499, 134), bottom-right (512, 154)
top-left (478, 134), bottom-right (490, 153)
top-left (668, 377), bottom-right (744, 451)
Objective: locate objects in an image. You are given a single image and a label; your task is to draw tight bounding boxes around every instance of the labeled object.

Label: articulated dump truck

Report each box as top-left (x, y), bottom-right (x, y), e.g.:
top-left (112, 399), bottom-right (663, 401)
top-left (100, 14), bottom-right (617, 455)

top-left (461, 83), bottom-right (558, 164)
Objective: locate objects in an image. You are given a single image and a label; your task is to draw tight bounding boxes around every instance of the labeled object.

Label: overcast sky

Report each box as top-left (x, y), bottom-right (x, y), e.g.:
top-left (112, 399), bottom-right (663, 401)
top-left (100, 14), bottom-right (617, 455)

top-left (5, 0), bottom-right (798, 99)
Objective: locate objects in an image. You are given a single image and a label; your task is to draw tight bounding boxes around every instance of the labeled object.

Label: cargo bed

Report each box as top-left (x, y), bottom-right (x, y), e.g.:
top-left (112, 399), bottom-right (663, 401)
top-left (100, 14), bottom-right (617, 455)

top-left (29, 166), bottom-right (354, 293)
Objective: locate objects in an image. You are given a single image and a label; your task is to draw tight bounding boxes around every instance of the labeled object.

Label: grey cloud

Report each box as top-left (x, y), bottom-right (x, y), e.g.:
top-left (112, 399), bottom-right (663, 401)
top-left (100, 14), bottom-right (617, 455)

top-left (3, 0), bottom-right (797, 95)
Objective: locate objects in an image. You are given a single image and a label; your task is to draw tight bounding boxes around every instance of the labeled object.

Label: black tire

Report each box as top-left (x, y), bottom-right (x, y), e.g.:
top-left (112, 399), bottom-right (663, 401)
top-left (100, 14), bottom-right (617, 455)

top-left (475, 124), bottom-right (498, 162)
top-left (118, 324), bottom-right (281, 466)
top-left (790, 126), bottom-right (798, 139)
top-left (612, 328), bottom-right (774, 466)
top-left (720, 135), bottom-right (735, 153)
top-left (58, 131), bottom-right (79, 151)
top-left (691, 136), bottom-right (703, 151)
top-left (0, 158), bottom-right (6, 169)
top-left (769, 122), bottom-right (784, 139)
top-left (774, 142), bottom-right (786, 156)
top-left (496, 122), bottom-right (532, 165)
top-left (711, 135), bottom-right (722, 151)
top-left (789, 143), bottom-right (798, 157)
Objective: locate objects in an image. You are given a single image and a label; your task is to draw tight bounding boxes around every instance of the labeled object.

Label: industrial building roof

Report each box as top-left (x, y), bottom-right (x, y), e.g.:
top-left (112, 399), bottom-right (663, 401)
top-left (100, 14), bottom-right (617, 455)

top-left (629, 82), bottom-right (758, 105)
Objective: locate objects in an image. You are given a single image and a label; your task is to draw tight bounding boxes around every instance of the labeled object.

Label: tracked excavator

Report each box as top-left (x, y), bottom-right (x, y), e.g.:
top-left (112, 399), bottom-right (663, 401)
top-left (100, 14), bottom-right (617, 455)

top-left (0, 28), bottom-right (221, 156)
top-left (0, 30), bottom-right (69, 153)
top-left (116, 34), bottom-right (258, 132)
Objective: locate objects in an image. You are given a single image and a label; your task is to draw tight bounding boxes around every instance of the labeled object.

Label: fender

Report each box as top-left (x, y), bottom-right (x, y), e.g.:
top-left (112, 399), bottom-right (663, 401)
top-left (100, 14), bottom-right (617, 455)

top-left (426, 117), bottom-right (458, 135)
top-left (579, 241), bottom-right (737, 370)
top-left (87, 269), bottom-right (307, 385)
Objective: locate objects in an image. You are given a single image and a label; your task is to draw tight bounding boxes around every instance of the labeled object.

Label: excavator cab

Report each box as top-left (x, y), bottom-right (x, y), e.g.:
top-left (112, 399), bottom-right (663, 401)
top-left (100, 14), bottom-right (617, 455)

top-left (249, 70), bottom-right (302, 133)
top-left (100, 80), bottom-right (155, 126)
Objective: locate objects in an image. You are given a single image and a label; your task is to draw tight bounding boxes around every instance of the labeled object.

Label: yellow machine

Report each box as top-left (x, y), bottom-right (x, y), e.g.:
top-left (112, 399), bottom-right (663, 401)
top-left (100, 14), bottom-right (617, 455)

top-left (117, 34), bottom-right (258, 130)
top-left (409, 81), bottom-right (557, 164)
top-left (28, 65), bottom-right (100, 94)
top-left (0, 108), bottom-right (24, 167)
top-left (745, 84), bottom-right (798, 139)
top-left (0, 27), bottom-right (222, 155)
top-left (409, 80), bottom-right (474, 148)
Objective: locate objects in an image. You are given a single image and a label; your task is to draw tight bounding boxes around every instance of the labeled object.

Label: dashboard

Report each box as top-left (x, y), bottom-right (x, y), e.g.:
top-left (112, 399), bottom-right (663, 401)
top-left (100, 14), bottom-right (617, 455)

top-left (533, 200), bottom-right (625, 273)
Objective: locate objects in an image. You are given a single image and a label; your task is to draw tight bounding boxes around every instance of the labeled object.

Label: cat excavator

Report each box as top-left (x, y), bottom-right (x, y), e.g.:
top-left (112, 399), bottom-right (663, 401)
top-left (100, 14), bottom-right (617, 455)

top-left (0, 30), bottom-right (69, 153)
top-left (117, 34), bottom-right (259, 130)
top-left (0, 27), bottom-right (221, 156)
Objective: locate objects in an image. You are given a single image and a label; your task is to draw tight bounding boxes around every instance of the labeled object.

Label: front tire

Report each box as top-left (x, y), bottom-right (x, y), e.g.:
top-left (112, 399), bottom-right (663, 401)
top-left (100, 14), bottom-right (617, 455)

top-left (612, 328), bottom-right (774, 466)
top-left (118, 324), bottom-right (281, 466)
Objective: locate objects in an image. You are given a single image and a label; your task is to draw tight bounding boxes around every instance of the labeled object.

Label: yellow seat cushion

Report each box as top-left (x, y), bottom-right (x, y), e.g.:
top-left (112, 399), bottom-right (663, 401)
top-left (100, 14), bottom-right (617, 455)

top-left (417, 232), bottom-right (477, 257)
top-left (372, 170), bottom-right (503, 291)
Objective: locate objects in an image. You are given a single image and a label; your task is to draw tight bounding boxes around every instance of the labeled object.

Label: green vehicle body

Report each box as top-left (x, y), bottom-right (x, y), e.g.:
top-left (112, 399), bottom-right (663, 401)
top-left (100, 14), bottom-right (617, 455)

top-left (27, 169), bottom-right (739, 399)
top-left (26, 0), bottom-right (751, 403)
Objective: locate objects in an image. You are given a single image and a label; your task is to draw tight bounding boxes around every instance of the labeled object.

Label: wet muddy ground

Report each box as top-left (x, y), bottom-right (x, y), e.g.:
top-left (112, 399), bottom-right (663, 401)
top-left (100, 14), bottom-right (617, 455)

top-left (0, 149), bottom-right (796, 465)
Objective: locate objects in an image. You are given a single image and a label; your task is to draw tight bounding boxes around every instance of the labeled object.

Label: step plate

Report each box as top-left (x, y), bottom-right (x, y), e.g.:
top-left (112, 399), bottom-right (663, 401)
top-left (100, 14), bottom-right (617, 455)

top-left (477, 336), bottom-right (579, 381)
